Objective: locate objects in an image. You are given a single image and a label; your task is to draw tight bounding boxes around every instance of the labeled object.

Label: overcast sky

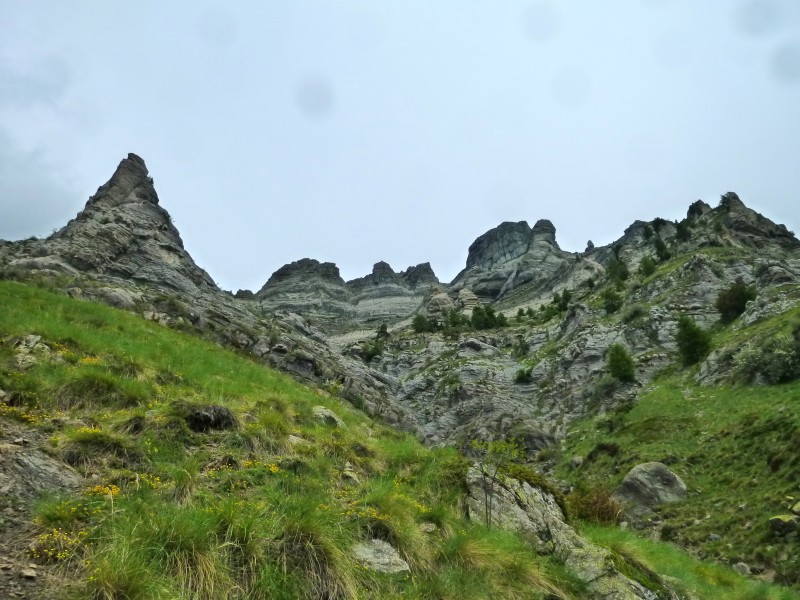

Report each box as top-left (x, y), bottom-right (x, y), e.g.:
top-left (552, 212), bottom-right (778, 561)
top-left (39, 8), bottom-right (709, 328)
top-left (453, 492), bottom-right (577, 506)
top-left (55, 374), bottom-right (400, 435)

top-left (1, 2), bottom-right (799, 291)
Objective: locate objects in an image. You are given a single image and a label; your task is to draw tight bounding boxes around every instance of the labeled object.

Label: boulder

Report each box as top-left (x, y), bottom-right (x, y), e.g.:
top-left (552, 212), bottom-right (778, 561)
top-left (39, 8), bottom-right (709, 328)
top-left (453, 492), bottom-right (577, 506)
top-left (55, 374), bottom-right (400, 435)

top-left (313, 406), bottom-right (346, 428)
top-left (352, 539), bottom-right (409, 574)
top-left (175, 402), bottom-right (239, 433)
top-left (612, 462), bottom-right (687, 514)
top-left (769, 514), bottom-right (799, 535)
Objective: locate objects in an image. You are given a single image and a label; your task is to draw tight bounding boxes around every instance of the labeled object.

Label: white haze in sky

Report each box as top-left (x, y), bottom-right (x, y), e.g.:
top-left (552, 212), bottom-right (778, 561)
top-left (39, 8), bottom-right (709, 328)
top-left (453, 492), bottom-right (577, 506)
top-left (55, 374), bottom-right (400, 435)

top-left (0, 1), bottom-right (799, 291)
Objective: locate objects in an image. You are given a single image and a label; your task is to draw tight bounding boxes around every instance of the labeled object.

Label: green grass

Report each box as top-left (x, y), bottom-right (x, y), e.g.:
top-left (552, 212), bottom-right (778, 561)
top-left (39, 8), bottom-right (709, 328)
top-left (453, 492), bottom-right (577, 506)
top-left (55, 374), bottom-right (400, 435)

top-left (3, 278), bottom-right (799, 598)
top-left (557, 379), bottom-right (800, 590)
top-left (584, 525), bottom-right (800, 600)
top-left (0, 280), bottom-right (581, 599)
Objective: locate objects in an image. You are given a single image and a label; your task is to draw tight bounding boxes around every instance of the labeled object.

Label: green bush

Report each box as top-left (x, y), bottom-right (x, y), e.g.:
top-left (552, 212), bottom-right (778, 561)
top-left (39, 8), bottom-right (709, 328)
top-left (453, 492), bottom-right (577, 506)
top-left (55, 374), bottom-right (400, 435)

top-left (607, 259), bottom-right (629, 283)
top-left (621, 304), bottom-right (647, 324)
top-left (638, 256), bottom-right (656, 277)
top-left (715, 281), bottom-right (756, 324)
top-left (733, 334), bottom-right (800, 384)
top-left (675, 316), bottom-right (711, 366)
top-left (361, 339), bottom-right (384, 363)
top-left (514, 367), bottom-right (533, 384)
top-left (675, 220), bottom-right (690, 242)
top-left (607, 344), bottom-right (635, 382)
top-left (471, 305), bottom-right (506, 330)
top-left (602, 289), bottom-right (623, 315)
top-left (412, 314), bottom-right (434, 333)
top-left (654, 238), bottom-right (671, 262)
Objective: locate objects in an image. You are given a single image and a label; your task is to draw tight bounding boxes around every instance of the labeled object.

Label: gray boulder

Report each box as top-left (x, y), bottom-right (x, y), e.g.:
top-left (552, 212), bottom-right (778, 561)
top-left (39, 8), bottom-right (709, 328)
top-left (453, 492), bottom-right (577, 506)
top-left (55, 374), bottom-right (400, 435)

top-left (613, 462), bottom-right (687, 514)
top-left (352, 539), bottom-right (410, 573)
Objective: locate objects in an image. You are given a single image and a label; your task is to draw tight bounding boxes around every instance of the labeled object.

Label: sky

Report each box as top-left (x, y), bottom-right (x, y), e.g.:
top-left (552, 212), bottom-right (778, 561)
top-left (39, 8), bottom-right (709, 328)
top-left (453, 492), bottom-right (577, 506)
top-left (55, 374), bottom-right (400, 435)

top-left (1, 1), bottom-right (799, 292)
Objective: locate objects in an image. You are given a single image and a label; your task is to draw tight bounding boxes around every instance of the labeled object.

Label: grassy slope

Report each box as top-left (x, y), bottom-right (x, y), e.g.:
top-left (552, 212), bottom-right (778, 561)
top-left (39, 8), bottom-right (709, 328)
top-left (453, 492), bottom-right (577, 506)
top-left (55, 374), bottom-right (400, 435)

top-left (0, 280), bottom-right (796, 599)
top-left (555, 319), bottom-right (800, 595)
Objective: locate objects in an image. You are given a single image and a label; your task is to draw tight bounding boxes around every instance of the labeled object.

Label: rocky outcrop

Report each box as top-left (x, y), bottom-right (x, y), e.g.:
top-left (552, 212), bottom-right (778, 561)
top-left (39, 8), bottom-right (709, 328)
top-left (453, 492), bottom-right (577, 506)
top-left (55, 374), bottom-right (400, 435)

top-left (257, 260), bottom-right (440, 331)
top-left (256, 259), bottom-right (354, 326)
top-left (465, 467), bottom-right (685, 599)
top-left (451, 219), bottom-right (574, 300)
top-left (4, 154), bottom-right (217, 296)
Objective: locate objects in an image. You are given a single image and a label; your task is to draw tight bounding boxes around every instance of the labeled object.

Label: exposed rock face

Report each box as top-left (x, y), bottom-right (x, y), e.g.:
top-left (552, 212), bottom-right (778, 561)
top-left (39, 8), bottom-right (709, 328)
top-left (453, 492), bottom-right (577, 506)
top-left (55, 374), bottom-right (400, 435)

top-left (0, 155), bottom-right (418, 432)
top-left (257, 259), bottom-right (354, 326)
top-left (257, 260), bottom-right (440, 331)
top-left (7, 154), bottom-right (217, 296)
top-left (612, 462), bottom-right (687, 515)
top-left (451, 219), bottom-right (573, 300)
top-left (465, 467), bottom-right (683, 599)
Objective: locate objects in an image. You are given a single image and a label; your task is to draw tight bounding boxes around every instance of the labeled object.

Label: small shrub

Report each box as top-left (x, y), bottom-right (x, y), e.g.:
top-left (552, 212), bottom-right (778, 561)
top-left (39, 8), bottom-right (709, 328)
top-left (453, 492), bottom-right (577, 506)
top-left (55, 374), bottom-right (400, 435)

top-left (654, 238), bottom-right (671, 262)
top-left (715, 280), bottom-right (756, 324)
top-left (675, 220), bottom-right (690, 241)
top-left (638, 256), bottom-right (656, 278)
top-left (621, 304), bottom-right (647, 323)
top-left (514, 367), bottom-right (533, 384)
top-left (361, 339), bottom-right (384, 363)
top-left (733, 334), bottom-right (800, 384)
top-left (607, 258), bottom-right (630, 283)
top-left (675, 316), bottom-right (711, 366)
top-left (512, 338), bottom-right (529, 358)
top-left (607, 344), bottom-right (635, 382)
top-left (602, 289), bottom-right (623, 315)
top-left (569, 485), bottom-right (623, 524)
top-left (412, 314), bottom-right (434, 333)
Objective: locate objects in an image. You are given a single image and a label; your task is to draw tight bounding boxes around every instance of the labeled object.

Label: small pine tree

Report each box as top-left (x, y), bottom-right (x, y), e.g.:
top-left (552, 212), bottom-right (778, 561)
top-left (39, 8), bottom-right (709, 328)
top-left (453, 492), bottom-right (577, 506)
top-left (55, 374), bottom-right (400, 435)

top-left (675, 220), bottom-right (690, 242)
top-left (412, 314), bottom-right (433, 333)
top-left (607, 343), bottom-right (635, 382)
top-left (638, 256), bottom-right (656, 277)
top-left (654, 238), bottom-right (671, 262)
top-left (675, 315), bottom-right (711, 366)
top-left (602, 288), bottom-right (623, 314)
top-left (607, 258), bottom-right (630, 283)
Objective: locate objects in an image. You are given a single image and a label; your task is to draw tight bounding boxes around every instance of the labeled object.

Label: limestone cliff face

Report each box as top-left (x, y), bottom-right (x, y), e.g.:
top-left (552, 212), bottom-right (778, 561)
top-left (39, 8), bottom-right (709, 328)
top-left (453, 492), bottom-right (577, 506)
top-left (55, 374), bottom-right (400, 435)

top-left (256, 259), bottom-right (355, 326)
top-left (257, 260), bottom-right (441, 332)
top-left (451, 218), bottom-right (573, 300)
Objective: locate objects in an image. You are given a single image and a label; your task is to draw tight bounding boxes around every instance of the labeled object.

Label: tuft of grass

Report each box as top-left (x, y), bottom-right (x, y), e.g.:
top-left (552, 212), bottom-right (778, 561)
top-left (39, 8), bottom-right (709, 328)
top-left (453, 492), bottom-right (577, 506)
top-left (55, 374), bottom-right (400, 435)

top-left (55, 370), bottom-right (149, 410)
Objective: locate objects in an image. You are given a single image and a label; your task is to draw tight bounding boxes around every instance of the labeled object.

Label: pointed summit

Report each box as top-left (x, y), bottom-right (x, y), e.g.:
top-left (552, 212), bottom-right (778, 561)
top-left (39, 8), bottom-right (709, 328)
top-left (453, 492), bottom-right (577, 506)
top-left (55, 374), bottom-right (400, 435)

top-left (16, 154), bottom-right (218, 294)
top-left (83, 153), bottom-right (160, 210)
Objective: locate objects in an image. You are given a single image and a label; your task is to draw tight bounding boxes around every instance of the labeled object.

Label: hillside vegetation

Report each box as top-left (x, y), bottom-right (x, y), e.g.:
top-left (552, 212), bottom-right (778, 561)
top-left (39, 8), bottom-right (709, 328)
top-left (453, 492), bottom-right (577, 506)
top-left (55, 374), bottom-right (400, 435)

top-left (0, 279), bottom-right (796, 599)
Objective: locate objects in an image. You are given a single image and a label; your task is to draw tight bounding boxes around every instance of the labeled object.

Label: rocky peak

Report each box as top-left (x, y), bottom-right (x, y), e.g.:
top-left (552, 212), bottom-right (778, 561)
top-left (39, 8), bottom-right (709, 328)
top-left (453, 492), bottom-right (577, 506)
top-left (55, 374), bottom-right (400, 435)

top-left (714, 192), bottom-right (799, 249)
top-left (465, 221), bottom-right (531, 270)
top-left (401, 262), bottom-right (438, 288)
top-left (258, 259), bottom-right (345, 295)
top-left (7, 153), bottom-right (216, 294)
top-left (367, 261), bottom-right (398, 283)
top-left (530, 219), bottom-right (558, 248)
top-left (81, 153), bottom-right (160, 211)
top-left (687, 199), bottom-right (712, 219)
